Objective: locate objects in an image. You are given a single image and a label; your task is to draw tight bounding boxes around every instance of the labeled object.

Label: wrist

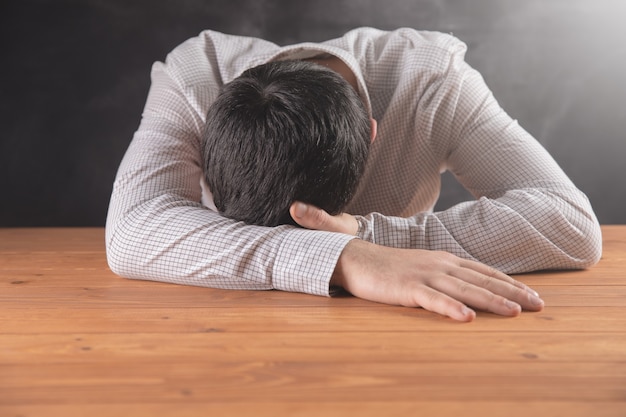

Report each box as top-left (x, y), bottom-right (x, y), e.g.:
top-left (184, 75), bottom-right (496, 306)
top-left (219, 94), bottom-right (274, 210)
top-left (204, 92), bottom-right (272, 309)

top-left (330, 238), bottom-right (372, 292)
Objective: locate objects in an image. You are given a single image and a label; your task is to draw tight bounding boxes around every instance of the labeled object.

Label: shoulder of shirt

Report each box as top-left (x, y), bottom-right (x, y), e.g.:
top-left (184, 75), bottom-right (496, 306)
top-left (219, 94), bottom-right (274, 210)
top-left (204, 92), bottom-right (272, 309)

top-left (155, 30), bottom-right (280, 87)
top-left (340, 27), bottom-right (467, 56)
top-left (154, 27), bottom-right (467, 89)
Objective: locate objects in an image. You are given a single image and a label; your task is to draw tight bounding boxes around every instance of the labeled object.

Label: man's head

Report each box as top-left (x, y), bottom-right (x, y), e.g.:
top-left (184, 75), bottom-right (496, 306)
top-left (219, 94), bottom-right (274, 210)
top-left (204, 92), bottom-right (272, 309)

top-left (202, 59), bottom-right (372, 227)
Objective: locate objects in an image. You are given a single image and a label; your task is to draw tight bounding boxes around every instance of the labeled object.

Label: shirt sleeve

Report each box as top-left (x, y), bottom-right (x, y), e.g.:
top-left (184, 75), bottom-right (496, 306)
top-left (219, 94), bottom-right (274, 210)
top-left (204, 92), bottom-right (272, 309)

top-left (355, 53), bottom-right (602, 273)
top-left (105, 38), bottom-right (355, 296)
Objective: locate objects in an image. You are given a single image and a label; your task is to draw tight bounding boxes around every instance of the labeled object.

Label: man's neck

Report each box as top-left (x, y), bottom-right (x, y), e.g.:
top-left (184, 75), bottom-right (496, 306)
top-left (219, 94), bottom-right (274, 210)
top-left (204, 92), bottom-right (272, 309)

top-left (304, 55), bottom-right (359, 92)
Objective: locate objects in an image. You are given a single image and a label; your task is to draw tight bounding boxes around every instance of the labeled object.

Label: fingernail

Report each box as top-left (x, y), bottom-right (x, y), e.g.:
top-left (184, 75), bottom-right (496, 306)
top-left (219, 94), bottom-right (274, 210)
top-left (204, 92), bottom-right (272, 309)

top-left (527, 287), bottom-right (540, 297)
top-left (530, 295), bottom-right (544, 306)
top-left (293, 202), bottom-right (307, 219)
top-left (461, 306), bottom-right (475, 319)
top-left (505, 300), bottom-right (521, 311)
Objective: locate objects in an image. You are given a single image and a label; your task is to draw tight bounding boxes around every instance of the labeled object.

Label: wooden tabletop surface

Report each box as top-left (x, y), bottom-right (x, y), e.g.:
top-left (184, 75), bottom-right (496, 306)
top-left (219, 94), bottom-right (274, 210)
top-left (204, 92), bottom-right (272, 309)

top-left (1, 226), bottom-right (625, 416)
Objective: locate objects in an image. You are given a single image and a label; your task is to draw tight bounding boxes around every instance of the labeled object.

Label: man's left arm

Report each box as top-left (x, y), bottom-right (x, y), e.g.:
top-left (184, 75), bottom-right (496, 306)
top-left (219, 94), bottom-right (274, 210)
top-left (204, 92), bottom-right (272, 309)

top-left (423, 60), bottom-right (602, 273)
top-left (293, 61), bottom-right (602, 274)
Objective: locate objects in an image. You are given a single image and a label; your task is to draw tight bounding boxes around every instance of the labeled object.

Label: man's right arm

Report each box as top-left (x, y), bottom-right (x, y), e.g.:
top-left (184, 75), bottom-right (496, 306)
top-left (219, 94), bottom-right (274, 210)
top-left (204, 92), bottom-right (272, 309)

top-left (291, 202), bottom-right (545, 322)
top-left (105, 38), bottom-right (353, 297)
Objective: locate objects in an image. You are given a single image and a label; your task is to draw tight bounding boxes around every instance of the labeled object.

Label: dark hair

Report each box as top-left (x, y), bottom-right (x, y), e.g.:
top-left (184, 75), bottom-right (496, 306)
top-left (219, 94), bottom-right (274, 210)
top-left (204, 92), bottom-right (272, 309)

top-left (202, 59), bottom-right (371, 227)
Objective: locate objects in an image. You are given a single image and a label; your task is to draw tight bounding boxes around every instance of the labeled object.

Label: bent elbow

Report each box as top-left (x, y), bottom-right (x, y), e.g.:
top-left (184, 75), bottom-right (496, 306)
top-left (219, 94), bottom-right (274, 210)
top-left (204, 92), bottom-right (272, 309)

top-left (575, 226), bottom-right (603, 269)
top-left (105, 224), bottom-right (140, 280)
top-left (559, 217), bottom-right (603, 270)
top-left (105, 236), bottom-right (132, 279)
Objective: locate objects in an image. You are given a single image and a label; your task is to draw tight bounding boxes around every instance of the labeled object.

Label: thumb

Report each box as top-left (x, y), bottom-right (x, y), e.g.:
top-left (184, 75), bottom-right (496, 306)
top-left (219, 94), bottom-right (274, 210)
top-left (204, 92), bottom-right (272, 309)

top-left (289, 202), bottom-right (358, 235)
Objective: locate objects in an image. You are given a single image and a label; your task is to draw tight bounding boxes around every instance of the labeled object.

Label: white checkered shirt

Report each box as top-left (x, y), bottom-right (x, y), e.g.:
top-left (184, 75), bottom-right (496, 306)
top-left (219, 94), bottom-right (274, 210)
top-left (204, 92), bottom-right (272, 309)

top-left (106, 27), bottom-right (602, 296)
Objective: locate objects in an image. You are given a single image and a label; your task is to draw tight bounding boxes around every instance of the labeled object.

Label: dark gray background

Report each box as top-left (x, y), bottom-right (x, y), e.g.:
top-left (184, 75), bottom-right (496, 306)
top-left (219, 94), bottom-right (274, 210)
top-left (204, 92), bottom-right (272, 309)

top-left (1, 0), bottom-right (625, 226)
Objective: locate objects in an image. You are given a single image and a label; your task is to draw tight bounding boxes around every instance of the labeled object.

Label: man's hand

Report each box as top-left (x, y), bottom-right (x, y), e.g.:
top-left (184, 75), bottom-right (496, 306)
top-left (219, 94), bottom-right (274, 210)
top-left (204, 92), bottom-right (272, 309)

top-left (290, 201), bottom-right (544, 322)
top-left (332, 239), bottom-right (544, 322)
top-left (290, 202), bottom-right (358, 235)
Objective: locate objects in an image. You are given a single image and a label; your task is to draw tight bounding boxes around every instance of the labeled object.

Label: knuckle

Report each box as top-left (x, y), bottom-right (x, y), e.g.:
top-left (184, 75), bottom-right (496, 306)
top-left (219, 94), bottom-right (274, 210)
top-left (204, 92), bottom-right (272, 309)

top-left (421, 291), bottom-right (443, 312)
top-left (512, 285), bottom-right (530, 301)
top-left (477, 274), bottom-right (494, 290)
top-left (432, 250), bottom-right (454, 262)
top-left (307, 208), bottom-right (325, 227)
top-left (457, 282), bottom-right (473, 295)
top-left (310, 208), bottom-right (327, 227)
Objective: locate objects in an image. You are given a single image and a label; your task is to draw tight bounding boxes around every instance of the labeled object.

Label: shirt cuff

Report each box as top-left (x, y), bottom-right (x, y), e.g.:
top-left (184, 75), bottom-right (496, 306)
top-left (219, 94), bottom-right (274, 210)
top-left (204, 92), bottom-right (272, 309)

top-left (273, 228), bottom-right (356, 296)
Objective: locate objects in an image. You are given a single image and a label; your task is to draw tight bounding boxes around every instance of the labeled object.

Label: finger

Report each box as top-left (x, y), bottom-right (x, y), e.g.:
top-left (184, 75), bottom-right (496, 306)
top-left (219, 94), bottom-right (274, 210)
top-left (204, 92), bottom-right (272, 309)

top-left (432, 271), bottom-right (542, 316)
top-left (289, 202), bottom-right (357, 234)
top-left (432, 276), bottom-right (521, 317)
top-left (289, 202), bottom-right (333, 230)
top-left (460, 258), bottom-right (539, 295)
top-left (456, 261), bottom-right (545, 312)
top-left (407, 285), bottom-right (477, 322)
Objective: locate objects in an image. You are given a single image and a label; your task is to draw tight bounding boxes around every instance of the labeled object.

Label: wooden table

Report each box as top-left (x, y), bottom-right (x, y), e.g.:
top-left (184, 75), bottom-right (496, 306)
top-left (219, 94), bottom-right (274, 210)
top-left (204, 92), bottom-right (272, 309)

top-left (1, 226), bottom-right (625, 416)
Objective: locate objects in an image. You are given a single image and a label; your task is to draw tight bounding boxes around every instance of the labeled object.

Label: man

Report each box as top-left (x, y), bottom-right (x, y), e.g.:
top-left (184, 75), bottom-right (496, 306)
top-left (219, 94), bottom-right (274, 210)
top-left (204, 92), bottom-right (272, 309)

top-left (106, 27), bottom-right (602, 322)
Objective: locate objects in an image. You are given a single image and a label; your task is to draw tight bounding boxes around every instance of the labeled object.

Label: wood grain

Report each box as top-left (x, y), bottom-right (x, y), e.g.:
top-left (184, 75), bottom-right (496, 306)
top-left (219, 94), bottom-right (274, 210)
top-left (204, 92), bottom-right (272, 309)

top-left (1, 226), bottom-right (625, 417)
